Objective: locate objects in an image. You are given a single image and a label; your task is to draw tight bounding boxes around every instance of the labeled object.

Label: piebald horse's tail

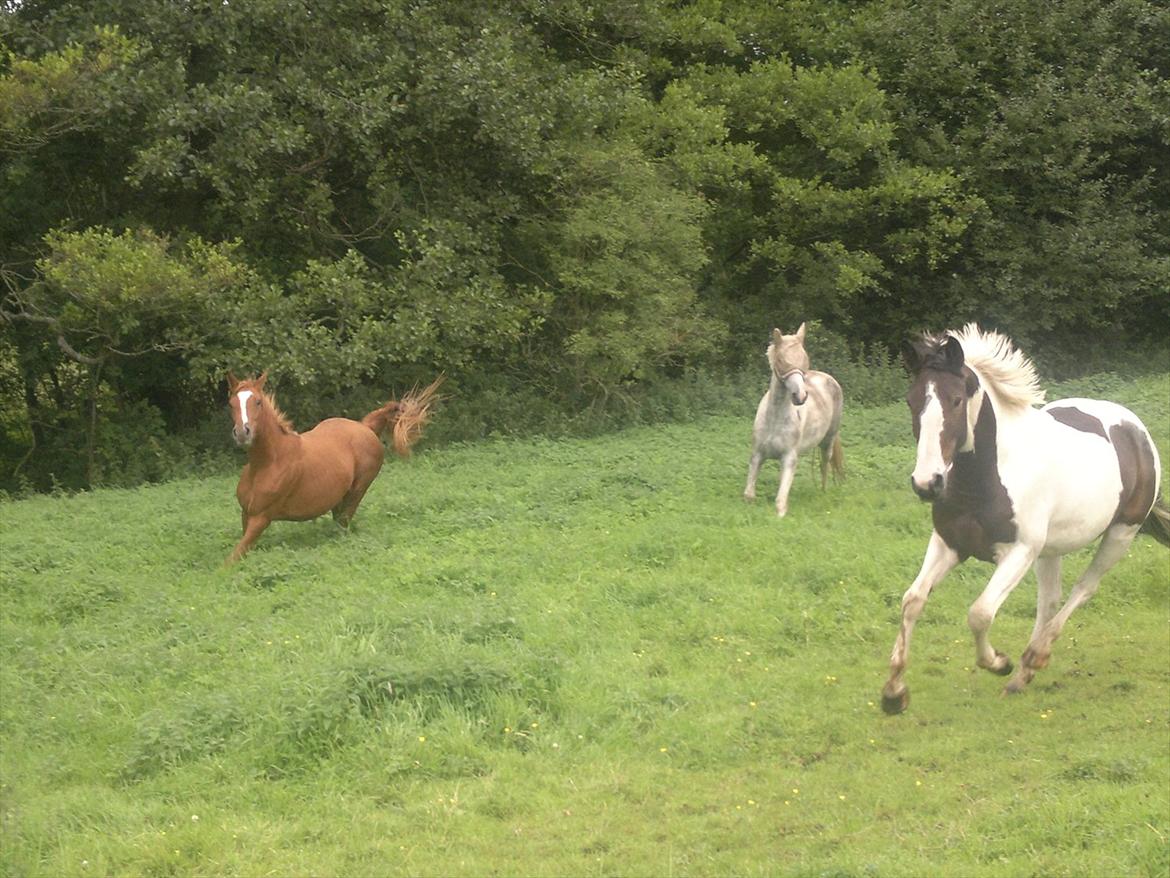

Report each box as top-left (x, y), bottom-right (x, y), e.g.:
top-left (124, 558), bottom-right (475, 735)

top-left (361, 375), bottom-right (445, 458)
top-left (1140, 497), bottom-right (1170, 548)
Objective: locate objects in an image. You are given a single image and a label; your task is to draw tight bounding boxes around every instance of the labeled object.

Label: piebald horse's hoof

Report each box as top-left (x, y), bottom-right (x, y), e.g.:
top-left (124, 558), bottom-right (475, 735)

top-left (1003, 678), bottom-right (1028, 695)
top-left (881, 688), bottom-right (909, 715)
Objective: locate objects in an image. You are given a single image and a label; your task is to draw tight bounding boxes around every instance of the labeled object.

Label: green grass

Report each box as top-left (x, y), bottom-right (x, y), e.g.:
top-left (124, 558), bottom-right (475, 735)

top-left (2, 374), bottom-right (1168, 877)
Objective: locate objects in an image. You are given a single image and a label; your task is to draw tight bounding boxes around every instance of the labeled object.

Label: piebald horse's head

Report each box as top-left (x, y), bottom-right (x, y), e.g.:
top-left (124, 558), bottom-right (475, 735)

top-left (768, 323), bottom-right (812, 406)
top-left (227, 371), bottom-right (268, 448)
top-left (902, 334), bottom-right (984, 501)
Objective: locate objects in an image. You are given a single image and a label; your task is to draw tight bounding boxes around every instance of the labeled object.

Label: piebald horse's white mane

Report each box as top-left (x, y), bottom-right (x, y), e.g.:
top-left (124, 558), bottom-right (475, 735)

top-left (951, 323), bottom-right (1045, 411)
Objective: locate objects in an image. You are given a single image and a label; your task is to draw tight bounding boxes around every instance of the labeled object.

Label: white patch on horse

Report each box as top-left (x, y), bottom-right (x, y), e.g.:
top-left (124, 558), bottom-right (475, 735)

top-left (235, 390), bottom-right (254, 428)
top-left (912, 382), bottom-right (949, 494)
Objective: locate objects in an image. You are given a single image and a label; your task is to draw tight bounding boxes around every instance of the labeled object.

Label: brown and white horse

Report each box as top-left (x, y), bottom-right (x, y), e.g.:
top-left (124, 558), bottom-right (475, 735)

top-left (225, 372), bottom-right (443, 565)
top-left (882, 325), bottom-right (1168, 713)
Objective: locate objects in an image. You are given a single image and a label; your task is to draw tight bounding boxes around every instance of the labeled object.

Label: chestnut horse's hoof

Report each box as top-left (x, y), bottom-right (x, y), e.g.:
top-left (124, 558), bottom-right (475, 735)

top-left (881, 687), bottom-right (909, 715)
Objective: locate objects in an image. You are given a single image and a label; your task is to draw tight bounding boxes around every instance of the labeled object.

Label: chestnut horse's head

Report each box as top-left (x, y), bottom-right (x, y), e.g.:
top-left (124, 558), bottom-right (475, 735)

top-left (768, 323), bottom-right (812, 406)
top-left (902, 334), bottom-right (983, 501)
top-left (227, 371), bottom-right (269, 448)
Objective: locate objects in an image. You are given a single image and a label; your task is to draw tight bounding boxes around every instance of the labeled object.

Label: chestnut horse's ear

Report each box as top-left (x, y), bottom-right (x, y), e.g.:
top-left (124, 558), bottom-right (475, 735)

top-left (940, 335), bottom-right (965, 375)
top-left (227, 371), bottom-right (240, 392)
top-left (256, 371), bottom-right (268, 390)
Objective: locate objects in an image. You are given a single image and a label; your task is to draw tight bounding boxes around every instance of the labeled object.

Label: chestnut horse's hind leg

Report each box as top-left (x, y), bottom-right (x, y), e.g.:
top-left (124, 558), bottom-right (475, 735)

top-left (1008, 523), bottom-right (1139, 693)
top-left (226, 514), bottom-right (271, 566)
top-left (332, 473), bottom-right (378, 529)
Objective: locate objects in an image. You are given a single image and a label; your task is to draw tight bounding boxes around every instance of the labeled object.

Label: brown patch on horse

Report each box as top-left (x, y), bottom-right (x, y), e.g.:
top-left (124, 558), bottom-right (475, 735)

top-left (930, 372), bottom-right (1016, 563)
top-left (1047, 406), bottom-right (1108, 440)
top-left (1109, 421), bottom-right (1158, 526)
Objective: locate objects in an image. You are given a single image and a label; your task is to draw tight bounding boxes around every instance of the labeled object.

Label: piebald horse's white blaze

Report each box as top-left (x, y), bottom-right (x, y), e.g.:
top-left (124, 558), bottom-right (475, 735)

top-left (744, 323), bottom-right (844, 517)
top-left (883, 325), bottom-right (1167, 713)
top-left (910, 383), bottom-right (948, 496)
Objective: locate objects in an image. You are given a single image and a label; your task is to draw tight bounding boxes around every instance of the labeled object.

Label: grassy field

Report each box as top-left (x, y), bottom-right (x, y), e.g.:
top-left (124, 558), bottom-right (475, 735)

top-left (1, 372), bottom-right (1168, 877)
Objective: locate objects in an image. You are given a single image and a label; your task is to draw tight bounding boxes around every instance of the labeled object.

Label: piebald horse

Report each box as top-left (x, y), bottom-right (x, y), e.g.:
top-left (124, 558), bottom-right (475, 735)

top-left (225, 373), bottom-right (443, 565)
top-left (882, 325), bottom-right (1169, 713)
top-left (744, 323), bottom-right (844, 516)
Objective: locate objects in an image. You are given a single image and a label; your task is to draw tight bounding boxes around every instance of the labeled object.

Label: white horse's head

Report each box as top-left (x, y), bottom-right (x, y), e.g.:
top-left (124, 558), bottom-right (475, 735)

top-left (768, 323), bottom-right (811, 406)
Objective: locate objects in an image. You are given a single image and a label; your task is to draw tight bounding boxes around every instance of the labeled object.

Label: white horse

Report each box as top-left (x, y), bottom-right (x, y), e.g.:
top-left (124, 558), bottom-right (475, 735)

top-left (744, 323), bottom-right (844, 517)
top-left (882, 324), bottom-right (1169, 713)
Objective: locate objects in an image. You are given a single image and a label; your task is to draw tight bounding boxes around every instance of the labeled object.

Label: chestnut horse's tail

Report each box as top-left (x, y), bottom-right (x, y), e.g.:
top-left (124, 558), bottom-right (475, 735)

top-left (361, 375), bottom-right (444, 458)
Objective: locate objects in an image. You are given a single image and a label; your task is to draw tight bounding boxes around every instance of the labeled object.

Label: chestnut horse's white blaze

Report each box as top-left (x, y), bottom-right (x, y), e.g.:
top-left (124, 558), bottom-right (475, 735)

top-left (883, 324), bottom-right (1169, 713)
top-left (744, 323), bottom-right (844, 517)
top-left (233, 390), bottom-right (255, 441)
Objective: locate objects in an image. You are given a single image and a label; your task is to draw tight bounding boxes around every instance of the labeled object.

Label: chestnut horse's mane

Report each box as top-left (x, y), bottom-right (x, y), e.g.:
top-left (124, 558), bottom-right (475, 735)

top-left (260, 390), bottom-right (296, 435)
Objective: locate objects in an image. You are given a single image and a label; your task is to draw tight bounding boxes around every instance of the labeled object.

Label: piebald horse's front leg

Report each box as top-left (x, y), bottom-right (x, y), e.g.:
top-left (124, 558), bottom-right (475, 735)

top-left (967, 543), bottom-right (1036, 677)
top-left (882, 531), bottom-right (960, 714)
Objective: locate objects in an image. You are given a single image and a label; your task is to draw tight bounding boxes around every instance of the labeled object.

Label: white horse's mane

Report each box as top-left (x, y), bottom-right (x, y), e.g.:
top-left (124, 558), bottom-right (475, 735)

top-left (952, 323), bottom-right (1045, 410)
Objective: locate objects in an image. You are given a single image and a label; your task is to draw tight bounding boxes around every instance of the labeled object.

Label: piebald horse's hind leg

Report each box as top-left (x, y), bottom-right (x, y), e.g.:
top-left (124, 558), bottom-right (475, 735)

top-left (1002, 555), bottom-right (1062, 692)
top-left (1007, 524), bottom-right (1140, 693)
top-left (774, 450), bottom-right (798, 517)
top-left (882, 531), bottom-right (960, 714)
top-left (968, 544), bottom-right (1036, 677)
top-left (226, 514), bottom-right (270, 566)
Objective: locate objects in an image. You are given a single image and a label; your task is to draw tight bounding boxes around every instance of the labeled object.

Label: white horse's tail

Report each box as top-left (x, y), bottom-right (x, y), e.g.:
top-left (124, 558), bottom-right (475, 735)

top-left (818, 433), bottom-right (845, 489)
top-left (1140, 497), bottom-right (1170, 548)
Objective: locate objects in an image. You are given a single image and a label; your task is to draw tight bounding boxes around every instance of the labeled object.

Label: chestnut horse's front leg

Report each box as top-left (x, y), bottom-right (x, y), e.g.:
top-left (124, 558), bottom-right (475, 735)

top-left (882, 531), bottom-right (960, 714)
top-left (225, 514), bottom-right (271, 566)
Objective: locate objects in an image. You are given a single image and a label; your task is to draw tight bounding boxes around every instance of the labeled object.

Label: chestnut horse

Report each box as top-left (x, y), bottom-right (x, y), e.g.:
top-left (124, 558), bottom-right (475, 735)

top-left (225, 373), bottom-right (442, 565)
top-left (882, 325), bottom-right (1168, 713)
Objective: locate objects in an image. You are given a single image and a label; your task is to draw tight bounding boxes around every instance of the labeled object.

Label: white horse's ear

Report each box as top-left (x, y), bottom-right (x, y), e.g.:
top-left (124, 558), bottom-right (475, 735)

top-left (772, 328), bottom-right (784, 343)
top-left (796, 322), bottom-right (806, 343)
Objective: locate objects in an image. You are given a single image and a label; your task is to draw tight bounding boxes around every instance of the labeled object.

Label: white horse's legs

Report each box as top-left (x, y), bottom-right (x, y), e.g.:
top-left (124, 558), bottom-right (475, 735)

top-left (882, 531), bottom-right (961, 713)
top-left (1009, 523), bottom-right (1140, 692)
top-left (968, 544), bottom-right (1037, 675)
top-left (775, 451), bottom-right (798, 517)
top-left (744, 449), bottom-right (765, 501)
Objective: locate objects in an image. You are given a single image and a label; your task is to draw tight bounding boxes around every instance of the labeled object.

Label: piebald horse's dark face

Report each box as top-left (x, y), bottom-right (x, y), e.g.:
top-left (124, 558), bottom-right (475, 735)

top-left (903, 336), bottom-right (981, 501)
